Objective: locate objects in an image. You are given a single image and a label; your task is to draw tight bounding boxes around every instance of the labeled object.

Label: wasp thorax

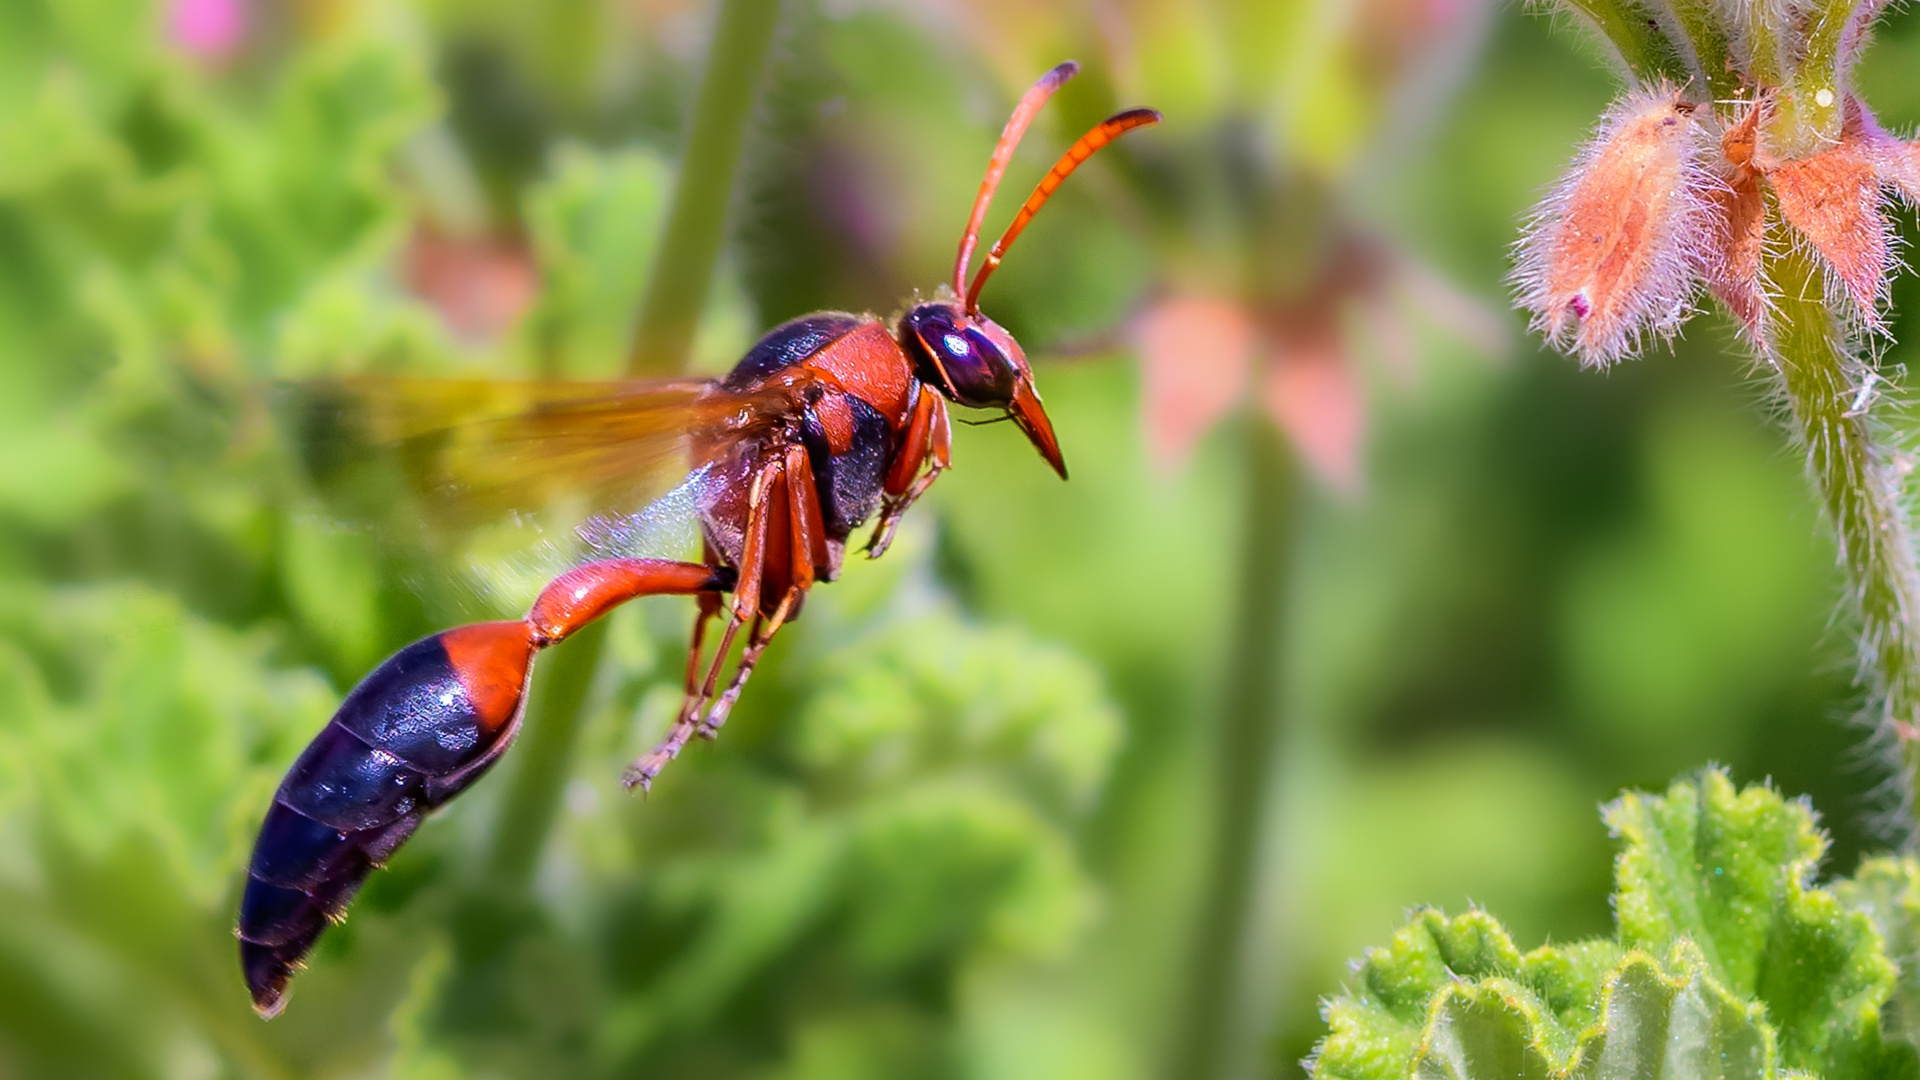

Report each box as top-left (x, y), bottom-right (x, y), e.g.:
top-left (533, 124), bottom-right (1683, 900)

top-left (902, 302), bottom-right (1020, 409)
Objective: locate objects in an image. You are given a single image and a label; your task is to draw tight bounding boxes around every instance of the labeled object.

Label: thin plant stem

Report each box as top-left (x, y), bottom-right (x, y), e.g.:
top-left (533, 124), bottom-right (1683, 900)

top-left (439, 0), bottom-right (783, 1039)
top-left (1170, 414), bottom-right (1300, 1079)
top-left (1767, 238), bottom-right (1920, 838)
top-left (485, 620), bottom-right (611, 885)
top-left (479, 0), bottom-right (784, 893)
top-left (628, 0), bottom-right (783, 376)
top-left (1558, 0), bottom-right (1693, 86)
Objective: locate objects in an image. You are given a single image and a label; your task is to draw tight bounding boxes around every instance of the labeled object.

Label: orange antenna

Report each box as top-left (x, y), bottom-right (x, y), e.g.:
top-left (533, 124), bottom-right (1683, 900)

top-left (965, 107), bottom-right (1161, 313)
top-left (954, 62), bottom-right (1080, 297)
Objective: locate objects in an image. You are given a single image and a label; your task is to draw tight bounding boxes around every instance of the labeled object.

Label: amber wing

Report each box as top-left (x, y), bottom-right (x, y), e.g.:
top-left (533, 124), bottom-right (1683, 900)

top-left (284, 374), bottom-right (795, 536)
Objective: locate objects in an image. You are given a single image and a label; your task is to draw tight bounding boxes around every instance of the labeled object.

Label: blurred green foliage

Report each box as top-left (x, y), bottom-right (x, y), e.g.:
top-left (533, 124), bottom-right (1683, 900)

top-left (4, 0), bottom-right (1920, 1077)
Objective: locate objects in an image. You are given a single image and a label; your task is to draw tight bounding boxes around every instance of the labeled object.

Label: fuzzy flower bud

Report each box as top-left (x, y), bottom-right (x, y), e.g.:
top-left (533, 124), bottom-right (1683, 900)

top-left (1702, 105), bottom-right (1768, 338)
top-left (1524, 0), bottom-right (1920, 836)
top-left (1771, 113), bottom-right (1893, 329)
top-left (1513, 88), bottom-right (1714, 368)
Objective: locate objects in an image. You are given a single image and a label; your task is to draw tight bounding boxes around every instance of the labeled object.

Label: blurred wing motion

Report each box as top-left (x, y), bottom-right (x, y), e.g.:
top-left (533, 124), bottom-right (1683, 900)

top-left (283, 374), bottom-right (787, 536)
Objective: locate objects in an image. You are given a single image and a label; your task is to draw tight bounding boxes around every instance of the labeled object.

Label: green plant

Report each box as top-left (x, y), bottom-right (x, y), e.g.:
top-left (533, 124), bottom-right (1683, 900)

top-left (1311, 5), bottom-right (1920, 1074)
top-left (1511, 0), bottom-right (1920, 828)
top-left (0, 3), bottom-right (1135, 1074)
top-left (1315, 770), bottom-right (1920, 1080)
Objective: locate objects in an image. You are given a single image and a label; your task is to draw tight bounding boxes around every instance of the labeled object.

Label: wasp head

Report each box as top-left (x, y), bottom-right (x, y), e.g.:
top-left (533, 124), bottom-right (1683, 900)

top-left (926, 62), bottom-right (1157, 482)
top-left (900, 300), bottom-right (1065, 479)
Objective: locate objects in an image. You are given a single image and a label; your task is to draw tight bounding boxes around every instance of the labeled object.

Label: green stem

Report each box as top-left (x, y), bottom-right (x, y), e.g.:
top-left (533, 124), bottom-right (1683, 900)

top-left (1648, 0), bottom-right (1739, 101)
top-left (1169, 416), bottom-right (1301, 1079)
top-left (1556, 0), bottom-right (1694, 86)
top-left (1733, 0), bottom-right (1788, 85)
top-left (627, 0), bottom-right (783, 376)
top-left (1767, 239), bottom-right (1920, 839)
top-left (1772, 0), bottom-right (1868, 156)
top-left (479, 0), bottom-right (783, 893)
top-left (484, 620), bottom-right (610, 885)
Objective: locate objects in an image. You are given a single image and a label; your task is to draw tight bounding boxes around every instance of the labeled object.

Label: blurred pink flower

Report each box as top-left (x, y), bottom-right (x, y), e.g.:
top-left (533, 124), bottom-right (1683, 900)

top-left (405, 225), bottom-right (540, 342)
top-left (168, 0), bottom-right (245, 60)
top-left (1135, 236), bottom-right (1505, 494)
top-left (1136, 297), bottom-right (1254, 473)
top-left (1259, 337), bottom-right (1365, 496)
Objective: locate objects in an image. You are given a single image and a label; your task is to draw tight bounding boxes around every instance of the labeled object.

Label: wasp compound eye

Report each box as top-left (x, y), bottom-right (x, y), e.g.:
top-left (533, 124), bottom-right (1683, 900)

top-left (904, 304), bottom-right (1016, 408)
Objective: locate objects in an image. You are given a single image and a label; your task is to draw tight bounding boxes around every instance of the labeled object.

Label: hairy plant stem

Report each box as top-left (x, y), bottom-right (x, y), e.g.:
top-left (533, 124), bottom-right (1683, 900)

top-left (1170, 415), bottom-right (1300, 1080)
top-left (1559, 0), bottom-right (1693, 86)
top-left (1767, 240), bottom-right (1920, 838)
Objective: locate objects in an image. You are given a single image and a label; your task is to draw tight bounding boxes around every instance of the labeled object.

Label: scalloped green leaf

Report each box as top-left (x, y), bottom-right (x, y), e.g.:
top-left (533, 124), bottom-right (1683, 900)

top-left (1606, 771), bottom-right (1896, 1076)
top-left (1408, 947), bottom-right (1773, 1080)
top-left (1567, 947), bottom-right (1772, 1080)
top-left (1314, 772), bottom-right (1919, 1080)
top-left (1316, 910), bottom-right (1621, 1080)
top-left (1836, 858), bottom-right (1920, 1066)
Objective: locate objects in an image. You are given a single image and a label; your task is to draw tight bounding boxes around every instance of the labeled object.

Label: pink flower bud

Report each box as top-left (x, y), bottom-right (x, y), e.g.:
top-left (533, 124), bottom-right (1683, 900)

top-left (1513, 88), bottom-right (1715, 367)
top-left (1135, 297), bottom-right (1255, 474)
top-left (1771, 111), bottom-right (1893, 329)
top-left (1703, 105), bottom-right (1769, 339)
top-left (168, 0), bottom-right (245, 61)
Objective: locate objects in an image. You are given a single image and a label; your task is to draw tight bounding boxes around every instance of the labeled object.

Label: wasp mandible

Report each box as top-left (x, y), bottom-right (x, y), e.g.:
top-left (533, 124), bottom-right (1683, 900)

top-left (238, 62), bottom-right (1158, 1017)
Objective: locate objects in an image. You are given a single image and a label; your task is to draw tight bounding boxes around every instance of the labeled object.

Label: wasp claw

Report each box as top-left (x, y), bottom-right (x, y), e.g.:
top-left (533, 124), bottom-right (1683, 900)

top-left (623, 749), bottom-right (673, 792)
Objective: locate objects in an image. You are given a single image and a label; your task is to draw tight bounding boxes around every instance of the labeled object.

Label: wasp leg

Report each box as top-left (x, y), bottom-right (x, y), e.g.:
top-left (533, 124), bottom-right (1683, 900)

top-left (668, 543), bottom-right (728, 733)
top-left (624, 454), bottom-right (785, 791)
top-left (681, 587), bottom-right (723, 707)
top-left (869, 387), bottom-right (952, 558)
top-left (699, 444), bottom-right (821, 739)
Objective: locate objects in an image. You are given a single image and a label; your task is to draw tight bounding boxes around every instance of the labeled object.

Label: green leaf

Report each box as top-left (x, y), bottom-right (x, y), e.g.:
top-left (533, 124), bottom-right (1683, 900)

top-left (519, 144), bottom-right (671, 377)
top-left (1836, 858), bottom-right (1920, 1065)
top-left (1314, 771), bottom-right (1917, 1080)
top-left (1607, 771), bottom-right (1895, 1075)
top-left (795, 611), bottom-right (1123, 816)
top-left (1317, 909), bottom-right (1620, 1080)
top-left (1562, 948), bottom-right (1771, 1080)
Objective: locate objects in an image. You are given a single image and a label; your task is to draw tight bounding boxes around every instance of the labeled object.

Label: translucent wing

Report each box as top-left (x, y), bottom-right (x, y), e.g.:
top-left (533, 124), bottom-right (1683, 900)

top-left (284, 374), bottom-right (793, 533)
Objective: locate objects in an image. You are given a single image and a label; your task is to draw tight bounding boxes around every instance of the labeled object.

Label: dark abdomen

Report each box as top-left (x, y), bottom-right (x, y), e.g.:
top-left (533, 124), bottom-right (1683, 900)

top-left (238, 623), bottom-right (531, 1015)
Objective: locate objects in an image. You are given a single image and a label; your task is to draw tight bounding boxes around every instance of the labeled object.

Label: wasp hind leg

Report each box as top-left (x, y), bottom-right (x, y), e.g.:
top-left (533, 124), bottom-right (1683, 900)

top-left (698, 444), bottom-right (821, 739)
top-left (624, 454), bottom-right (779, 791)
top-left (624, 444), bottom-right (821, 788)
top-left (624, 601), bottom-right (740, 792)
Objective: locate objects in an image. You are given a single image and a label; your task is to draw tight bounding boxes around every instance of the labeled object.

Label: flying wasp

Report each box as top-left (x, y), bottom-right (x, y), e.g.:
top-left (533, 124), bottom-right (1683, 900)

top-left (238, 61), bottom-right (1159, 1017)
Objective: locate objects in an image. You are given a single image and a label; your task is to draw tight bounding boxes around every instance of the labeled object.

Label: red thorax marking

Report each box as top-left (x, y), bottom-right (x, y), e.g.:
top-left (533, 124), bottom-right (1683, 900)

top-left (812, 391), bottom-right (856, 454)
top-left (801, 320), bottom-right (915, 425)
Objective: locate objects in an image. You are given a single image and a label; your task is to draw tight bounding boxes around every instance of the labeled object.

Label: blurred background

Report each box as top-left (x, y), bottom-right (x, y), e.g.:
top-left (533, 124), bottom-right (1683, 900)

top-left (4, 0), bottom-right (1920, 1076)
